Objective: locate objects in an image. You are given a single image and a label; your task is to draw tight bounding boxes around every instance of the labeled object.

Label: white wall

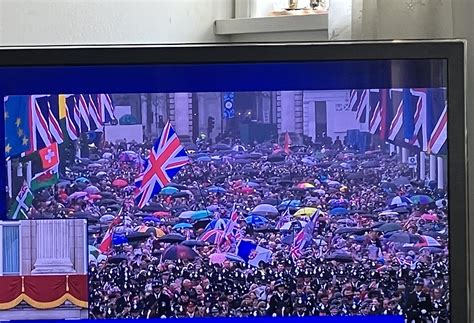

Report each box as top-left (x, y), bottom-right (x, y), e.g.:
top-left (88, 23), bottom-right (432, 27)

top-left (0, 0), bottom-right (233, 45)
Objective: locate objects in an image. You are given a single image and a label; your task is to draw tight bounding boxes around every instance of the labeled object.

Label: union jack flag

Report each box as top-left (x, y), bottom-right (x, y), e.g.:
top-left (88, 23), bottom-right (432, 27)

top-left (218, 208), bottom-right (241, 250)
top-left (290, 209), bottom-right (319, 260)
top-left (134, 121), bottom-right (189, 209)
top-left (349, 90), bottom-right (370, 132)
top-left (275, 208), bottom-right (291, 230)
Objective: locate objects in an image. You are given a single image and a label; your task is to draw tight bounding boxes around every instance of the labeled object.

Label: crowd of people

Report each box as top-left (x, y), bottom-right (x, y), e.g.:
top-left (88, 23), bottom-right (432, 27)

top-left (24, 134), bottom-right (449, 322)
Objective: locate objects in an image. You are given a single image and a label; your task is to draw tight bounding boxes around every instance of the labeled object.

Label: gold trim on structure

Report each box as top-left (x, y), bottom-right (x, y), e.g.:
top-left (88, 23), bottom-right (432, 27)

top-left (0, 293), bottom-right (88, 310)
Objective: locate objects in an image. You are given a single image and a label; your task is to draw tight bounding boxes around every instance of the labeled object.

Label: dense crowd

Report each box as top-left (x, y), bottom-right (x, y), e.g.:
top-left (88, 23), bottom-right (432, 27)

top-left (25, 135), bottom-right (449, 322)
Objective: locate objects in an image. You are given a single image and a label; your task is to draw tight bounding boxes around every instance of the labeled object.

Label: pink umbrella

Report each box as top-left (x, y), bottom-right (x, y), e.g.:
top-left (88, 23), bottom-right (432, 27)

top-left (209, 253), bottom-right (226, 264)
top-left (421, 213), bottom-right (438, 221)
top-left (68, 191), bottom-right (88, 201)
top-left (112, 179), bottom-right (128, 188)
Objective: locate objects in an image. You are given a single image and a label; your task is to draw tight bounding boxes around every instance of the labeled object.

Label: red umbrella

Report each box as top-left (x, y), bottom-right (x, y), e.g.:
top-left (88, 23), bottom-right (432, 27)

top-left (89, 194), bottom-right (103, 200)
top-left (153, 211), bottom-right (170, 218)
top-left (421, 213), bottom-right (439, 221)
top-left (112, 179), bottom-right (128, 188)
top-left (239, 186), bottom-right (254, 194)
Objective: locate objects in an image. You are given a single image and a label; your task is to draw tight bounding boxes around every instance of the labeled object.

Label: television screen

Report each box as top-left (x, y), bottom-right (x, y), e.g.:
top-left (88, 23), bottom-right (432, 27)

top-left (0, 43), bottom-right (466, 323)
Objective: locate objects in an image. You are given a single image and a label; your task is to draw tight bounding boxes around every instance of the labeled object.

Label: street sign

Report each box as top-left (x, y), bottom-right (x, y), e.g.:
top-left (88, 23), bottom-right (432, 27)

top-left (408, 156), bottom-right (417, 169)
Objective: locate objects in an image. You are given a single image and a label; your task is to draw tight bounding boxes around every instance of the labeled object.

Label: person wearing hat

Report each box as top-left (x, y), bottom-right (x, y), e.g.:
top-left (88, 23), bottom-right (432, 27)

top-left (293, 297), bottom-right (309, 317)
top-left (406, 277), bottom-right (432, 322)
top-left (267, 280), bottom-right (293, 317)
top-left (145, 281), bottom-right (172, 318)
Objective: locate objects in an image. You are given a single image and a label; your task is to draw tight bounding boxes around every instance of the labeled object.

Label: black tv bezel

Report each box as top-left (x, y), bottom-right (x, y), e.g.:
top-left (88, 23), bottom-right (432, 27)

top-left (0, 40), bottom-right (467, 322)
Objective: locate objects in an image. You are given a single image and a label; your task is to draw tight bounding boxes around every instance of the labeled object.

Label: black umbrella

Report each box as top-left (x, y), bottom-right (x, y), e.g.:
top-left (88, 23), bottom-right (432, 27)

top-left (141, 203), bottom-right (169, 212)
top-left (334, 227), bottom-right (368, 235)
top-left (316, 162), bottom-right (332, 168)
top-left (158, 233), bottom-right (186, 244)
top-left (72, 212), bottom-right (99, 224)
top-left (162, 245), bottom-right (198, 261)
top-left (392, 207), bottom-right (410, 214)
top-left (361, 160), bottom-right (380, 168)
top-left (193, 219), bottom-right (211, 231)
top-left (387, 232), bottom-right (421, 243)
top-left (127, 232), bottom-right (150, 242)
top-left (97, 198), bottom-right (118, 206)
top-left (109, 254), bottom-right (128, 264)
top-left (250, 152), bottom-right (263, 159)
top-left (100, 192), bottom-right (115, 199)
top-left (374, 223), bottom-right (402, 233)
top-left (325, 252), bottom-right (354, 263)
top-left (172, 192), bottom-right (190, 199)
top-left (267, 154), bottom-right (286, 162)
top-left (181, 240), bottom-right (206, 247)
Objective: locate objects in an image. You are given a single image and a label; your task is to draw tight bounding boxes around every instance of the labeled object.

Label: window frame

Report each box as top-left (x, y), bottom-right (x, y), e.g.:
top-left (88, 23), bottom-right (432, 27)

top-left (0, 221), bottom-right (21, 276)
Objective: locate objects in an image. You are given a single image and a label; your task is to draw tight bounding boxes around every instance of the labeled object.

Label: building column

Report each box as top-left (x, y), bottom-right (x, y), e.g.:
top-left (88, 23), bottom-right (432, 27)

top-left (31, 220), bottom-right (75, 275)
top-left (401, 148), bottom-right (408, 163)
top-left (419, 151), bottom-right (426, 180)
top-left (389, 144), bottom-right (395, 155)
top-left (437, 156), bottom-right (444, 189)
top-left (429, 154), bottom-right (437, 182)
top-left (168, 93), bottom-right (192, 138)
top-left (26, 161), bottom-right (32, 186)
top-left (7, 160), bottom-right (12, 198)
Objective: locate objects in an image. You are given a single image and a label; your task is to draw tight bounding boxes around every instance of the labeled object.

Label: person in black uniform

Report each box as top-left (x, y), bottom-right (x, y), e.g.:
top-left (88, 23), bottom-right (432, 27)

top-left (116, 288), bottom-right (132, 314)
top-left (267, 281), bottom-right (293, 317)
top-left (406, 278), bottom-right (432, 322)
top-left (293, 297), bottom-right (310, 317)
top-left (145, 281), bottom-right (172, 318)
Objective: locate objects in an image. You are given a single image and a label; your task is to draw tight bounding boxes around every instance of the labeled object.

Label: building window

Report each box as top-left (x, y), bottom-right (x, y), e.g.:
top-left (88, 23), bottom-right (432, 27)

top-left (0, 223), bottom-right (20, 275)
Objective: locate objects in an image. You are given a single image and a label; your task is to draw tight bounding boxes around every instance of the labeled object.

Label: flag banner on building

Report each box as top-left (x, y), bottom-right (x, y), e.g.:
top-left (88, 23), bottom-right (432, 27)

top-left (223, 92), bottom-right (235, 119)
top-left (134, 121), bottom-right (189, 209)
top-left (46, 95), bottom-right (64, 145)
top-left (427, 88), bottom-right (447, 155)
top-left (349, 89), bottom-right (370, 132)
top-left (368, 89), bottom-right (382, 135)
top-left (8, 181), bottom-right (33, 219)
top-left (59, 94), bottom-right (79, 141)
top-left (4, 95), bottom-right (32, 158)
top-left (88, 94), bottom-right (102, 131)
top-left (77, 94), bottom-right (91, 132)
top-left (30, 143), bottom-right (60, 191)
top-left (100, 94), bottom-right (116, 124)
top-left (31, 95), bottom-right (54, 151)
top-left (409, 89), bottom-right (428, 150)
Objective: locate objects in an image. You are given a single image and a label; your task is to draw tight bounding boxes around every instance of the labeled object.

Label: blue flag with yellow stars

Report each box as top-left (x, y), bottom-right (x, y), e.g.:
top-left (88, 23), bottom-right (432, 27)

top-left (4, 96), bottom-right (31, 158)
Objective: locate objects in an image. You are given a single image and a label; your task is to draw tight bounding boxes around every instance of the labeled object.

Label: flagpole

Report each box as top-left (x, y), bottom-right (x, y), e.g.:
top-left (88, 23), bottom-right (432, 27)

top-left (26, 161), bottom-right (32, 186)
top-left (7, 159), bottom-right (12, 199)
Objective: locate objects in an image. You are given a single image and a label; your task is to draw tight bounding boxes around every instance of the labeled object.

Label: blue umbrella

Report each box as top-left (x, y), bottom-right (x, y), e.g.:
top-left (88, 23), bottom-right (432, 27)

top-left (278, 200), bottom-right (301, 210)
top-left (160, 186), bottom-right (179, 196)
top-left (208, 186), bottom-right (226, 194)
top-left (388, 196), bottom-right (412, 207)
top-left (329, 207), bottom-right (349, 216)
top-left (207, 205), bottom-right (220, 212)
top-left (173, 223), bottom-right (193, 230)
top-left (191, 210), bottom-right (212, 221)
top-left (251, 204), bottom-right (279, 216)
top-left (197, 156), bottom-right (212, 162)
top-left (245, 215), bottom-right (269, 226)
top-left (143, 216), bottom-right (161, 223)
top-left (75, 177), bottom-right (90, 184)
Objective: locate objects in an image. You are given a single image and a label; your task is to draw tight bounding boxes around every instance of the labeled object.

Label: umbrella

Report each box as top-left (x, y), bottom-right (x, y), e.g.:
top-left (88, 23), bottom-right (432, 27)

top-left (208, 186), bottom-right (226, 194)
top-left (392, 176), bottom-right (411, 186)
top-left (239, 186), bottom-right (255, 194)
top-left (109, 255), bottom-right (128, 264)
top-left (102, 152), bottom-right (113, 159)
top-left (361, 160), bottom-right (380, 168)
top-left (327, 180), bottom-right (341, 187)
top-left (278, 200), bottom-right (301, 210)
top-left (294, 207), bottom-right (317, 217)
top-left (99, 214), bottom-right (115, 223)
top-left (267, 154), bottom-right (286, 162)
top-left (173, 223), bottom-right (193, 230)
top-left (126, 232), bottom-right (150, 242)
top-left (160, 186), bottom-right (179, 196)
top-left (172, 192), bottom-right (190, 199)
top-left (181, 240), bottom-right (205, 247)
top-left (68, 191), bottom-right (88, 201)
top-left (245, 215), bottom-right (269, 226)
top-left (296, 183), bottom-right (315, 189)
top-left (411, 195), bottom-right (434, 205)
top-left (100, 192), bottom-right (115, 199)
top-left (246, 181), bottom-right (260, 188)
top-left (143, 216), bottom-right (161, 223)
top-left (262, 198), bottom-right (279, 206)
top-left (225, 254), bottom-right (245, 263)
top-left (212, 143), bottom-right (231, 151)
top-left (329, 207), bottom-right (348, 216)
top-left (199, 229), bottom-right (224, 244)
top-left (147, 227), bottom-right (165, 237)
top-left (325, 252), bottom-right (354, 263)
top-left (374, 223), bottom-right (402, 233)
top-left (335, 227), bottom-right (368, 235)
top-left (158, 233), bottom-right (186, 244)
top-left (416, 235), bottom-right (442, 247)
top-left (197, 156), bottom-right (212, 162)
top-left (162, 245), bottom-right (198, 261)
top-left (251, 204), bottom-right (279, 217)
top-left (166, 183), bottom-right (188, 190)
top-left (388, 196), bottom-right (412, 207)
top-left (191, 210), bottom-right (212, 221)
top-left (75, 177), bottom-right (90, 184)
top-left (84, 186), bottom-right (100, 194)
top-left (232, 145), bottom-right (247, 152)
top-left (112, 179), bottom-right (128, 188)
top-left (179, 211), bottom-right (194, 220)
top-left (141, 203), bottom-right (168, 212)
top-left (387, 232), bottom-right (421, 243)
top-left (421, 213), bottom-right (439, 221)
top-left (278, 180), bottom-right (294, 186)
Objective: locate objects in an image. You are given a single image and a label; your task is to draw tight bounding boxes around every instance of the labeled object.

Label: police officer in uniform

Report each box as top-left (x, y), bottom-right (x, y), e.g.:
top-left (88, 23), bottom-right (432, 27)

top-left (145, 280), bottom-right (172, 318)
top-left (267, 280), bottom-right (293, 317)
top-left (406, 278), bottom-right (432, 322)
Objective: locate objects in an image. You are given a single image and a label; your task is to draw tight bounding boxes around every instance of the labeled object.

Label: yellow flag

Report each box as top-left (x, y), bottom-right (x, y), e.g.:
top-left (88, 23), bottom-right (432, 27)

top-left (58, 95), bottom-right (66, 119)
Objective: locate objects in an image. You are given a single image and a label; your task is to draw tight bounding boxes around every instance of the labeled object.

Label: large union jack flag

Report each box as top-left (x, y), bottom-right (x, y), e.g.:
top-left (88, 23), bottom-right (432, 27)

top-left (134, 121), bottom-right (189, 209)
